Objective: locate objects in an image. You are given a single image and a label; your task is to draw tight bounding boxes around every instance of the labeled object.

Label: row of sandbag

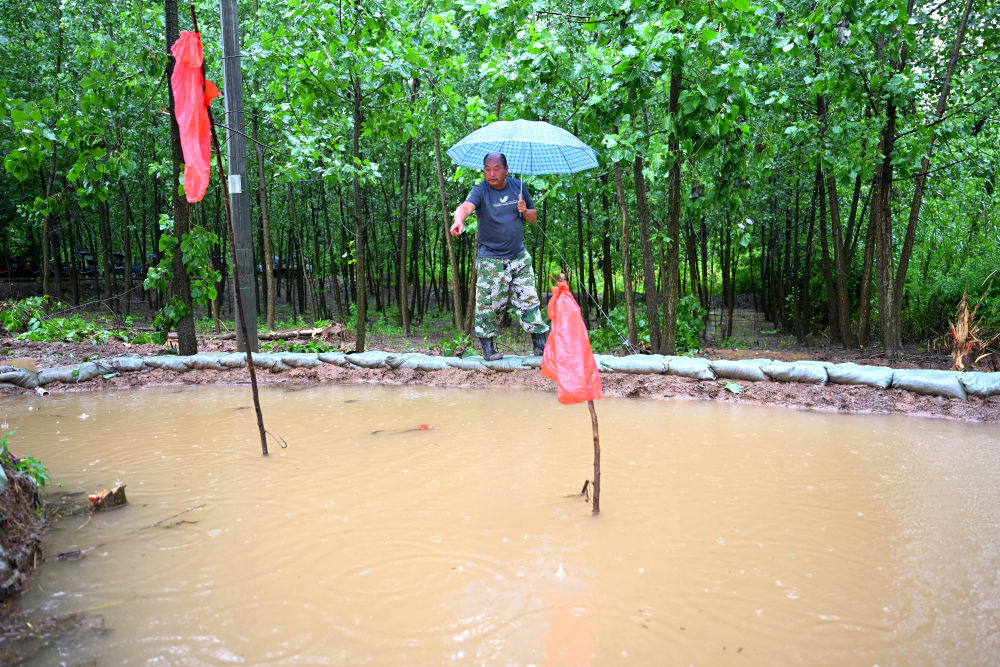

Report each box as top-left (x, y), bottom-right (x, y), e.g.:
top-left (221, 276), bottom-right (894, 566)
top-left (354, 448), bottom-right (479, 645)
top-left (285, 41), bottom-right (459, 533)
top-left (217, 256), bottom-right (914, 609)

top-left (1, 351), bottom-right (997, 400)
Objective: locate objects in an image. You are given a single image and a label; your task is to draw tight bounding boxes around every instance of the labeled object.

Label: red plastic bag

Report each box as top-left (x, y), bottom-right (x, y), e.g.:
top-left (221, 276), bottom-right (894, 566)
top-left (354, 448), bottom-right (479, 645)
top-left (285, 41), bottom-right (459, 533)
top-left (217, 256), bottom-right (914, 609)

top-left (541, 281), bottom-right (603, 405)
top-left (170, 31), bottom-right (220, 204)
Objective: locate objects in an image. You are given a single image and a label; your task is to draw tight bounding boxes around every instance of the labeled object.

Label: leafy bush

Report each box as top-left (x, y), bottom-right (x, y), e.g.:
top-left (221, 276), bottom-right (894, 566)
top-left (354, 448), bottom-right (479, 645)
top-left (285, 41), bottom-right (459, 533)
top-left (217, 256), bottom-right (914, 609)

top-left (1, 430), bottom-right (52, 488)
top-left (431, 332), bottom-right (471, 357)
top-left (260, 339), bottom-right (338, 353)
top-left (0, 295), bottom-right (49, 333)
top-left (675, 294), bottom-right (707, 353)
top-left (904, 257), bottom-right (999, 341)
top-left (590, 295), bottom-right (706, 354)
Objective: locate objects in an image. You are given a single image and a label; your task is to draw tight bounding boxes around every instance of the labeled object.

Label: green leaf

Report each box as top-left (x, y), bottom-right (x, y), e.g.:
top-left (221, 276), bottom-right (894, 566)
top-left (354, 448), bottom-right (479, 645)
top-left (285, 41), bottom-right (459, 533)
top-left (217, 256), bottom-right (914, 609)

top-left (103, 373), bottom-right (119, 380)
top-left (725, 382), bottom-right (745, 394)
top-left (732, 0), bottom-right (750, 11)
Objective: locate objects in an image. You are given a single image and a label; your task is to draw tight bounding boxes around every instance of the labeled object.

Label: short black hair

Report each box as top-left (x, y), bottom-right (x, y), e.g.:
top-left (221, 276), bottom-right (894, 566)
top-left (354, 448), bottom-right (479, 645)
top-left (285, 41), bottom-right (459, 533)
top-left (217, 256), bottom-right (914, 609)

top-left (483, 152), bottom-right (508, 169)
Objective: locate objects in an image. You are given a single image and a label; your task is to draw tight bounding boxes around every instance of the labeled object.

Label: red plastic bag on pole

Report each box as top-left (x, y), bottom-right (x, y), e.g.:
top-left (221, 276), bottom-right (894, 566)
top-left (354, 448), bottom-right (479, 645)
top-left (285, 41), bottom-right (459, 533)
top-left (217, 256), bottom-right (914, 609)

top-left (170, 31), bottom-right (220, 203)
top-left (541, 281), bottom-right (603, 405)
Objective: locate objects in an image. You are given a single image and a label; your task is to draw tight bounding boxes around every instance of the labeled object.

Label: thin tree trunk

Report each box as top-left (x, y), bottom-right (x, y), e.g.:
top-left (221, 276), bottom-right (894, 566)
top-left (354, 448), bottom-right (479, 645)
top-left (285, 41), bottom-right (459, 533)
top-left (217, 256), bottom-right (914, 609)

top-left (351, 75), bottom-right (367, 351)
top-left (613, 159), bottom-right (638, 346)
top-left (634, 153), bottom-right (661, 350)
top-left (399, 131), bottom-right (413, 335)
top-left (660, 55), bottom-right (683, 354)
top-left (894, 0), bottom-right (974, 325)
top-left (432, 95), bottom-right (463, 327)
top-left (118, 179), bottom-right (134, 317)
top-left (165, 0), bottom-right (197, 354)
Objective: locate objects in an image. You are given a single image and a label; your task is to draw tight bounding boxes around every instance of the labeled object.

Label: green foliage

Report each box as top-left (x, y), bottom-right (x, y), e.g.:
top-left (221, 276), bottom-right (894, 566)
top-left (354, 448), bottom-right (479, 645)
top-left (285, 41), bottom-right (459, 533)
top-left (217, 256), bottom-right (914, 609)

top-left (260, 339), bottom-right (339, 353)
top-left (144, 217), bottom-right (221, 344)
top-left (904, 258), bottom-right (999, 340)
top-left (675, 294), bottom-right (707, 354)
top-left (430, 332), bottom-right (471, 357)
top-left (0, 296), bottom-right (49, 333)
top-left (1, 431), bottom-right (52, 488)
top-left (590, 297), bottom-right (705, 355)
top-left (724, 382), bottom-right (745, 394)
top-left (3, 300), bottom-right (147, 345)
top-left (590, 304), bottom-right (648, 352)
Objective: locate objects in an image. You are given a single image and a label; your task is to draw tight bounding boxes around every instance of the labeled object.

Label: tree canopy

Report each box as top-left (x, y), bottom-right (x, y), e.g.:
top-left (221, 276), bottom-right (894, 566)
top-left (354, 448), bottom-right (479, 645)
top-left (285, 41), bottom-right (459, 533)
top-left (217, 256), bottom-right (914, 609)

top-left (2, 0), bottom-right (998, 359)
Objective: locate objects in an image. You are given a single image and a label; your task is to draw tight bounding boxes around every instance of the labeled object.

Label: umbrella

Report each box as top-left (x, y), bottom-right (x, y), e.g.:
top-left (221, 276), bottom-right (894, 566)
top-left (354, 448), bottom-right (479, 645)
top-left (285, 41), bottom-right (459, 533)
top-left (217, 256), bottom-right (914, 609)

top-left (447, 119), bottom-right (598, 176)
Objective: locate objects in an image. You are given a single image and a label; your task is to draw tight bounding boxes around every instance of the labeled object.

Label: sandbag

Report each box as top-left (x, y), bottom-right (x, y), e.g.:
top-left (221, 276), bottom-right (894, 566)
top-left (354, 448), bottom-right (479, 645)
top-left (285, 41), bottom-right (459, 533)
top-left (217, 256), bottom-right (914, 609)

top-left (446, 357), bottom-right (488, 371)
top-left (710, 358), bottom-right (769, 382)
top-left (37, 367), bottom-right (77, 385)
top-left (826, 362), bottom-right (894, 389)
top-left (0, 369), bottom-right (39, 389)
top-left (891, 369), bottom-right (967, 400)
top-left (389, 354), bottom-right (453, 371)
top-left (958, 372), bottom-right (1000, 398)
top-left (187, 353), bottom-right (228, 371)
top-left (278, 353), bottom-right (324, 369)
top-left (483, 356), bottom-right (531, 373)
top-left (73, 362), bottom-right (113, 382)
top-left (345, 351), bottom-right (393, 369)
top-left (666, 356), bottom-right (716, 380)
top-left (218, 353), bottom-right (249, 369)
top-left (147, 356), bottom-right (194, 373)
top-left (762, 361), bottom-right (828, 385)
top-left (595, 355), bottom-right (668, 374)
top-left (318, 352), bottom-right (349, 366)
top-left (250, 353), bottom-right (289, 372)
top-left (107, 356), bottom-right (147, 373)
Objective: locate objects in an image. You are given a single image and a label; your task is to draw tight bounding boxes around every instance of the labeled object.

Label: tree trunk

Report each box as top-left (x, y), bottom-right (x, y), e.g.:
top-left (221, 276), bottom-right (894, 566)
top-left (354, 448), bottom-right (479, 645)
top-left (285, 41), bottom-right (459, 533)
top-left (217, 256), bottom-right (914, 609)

top-left (398, 131), bottom-right (413, 335)
top-left (576, 192), bottom-right (590, 327)
top-left (41, 18), bottom-right (63, 301)
top-left (825, 169), bottom-right (852, 346)
top-left (613, 159), bottom-right (638, 346)
top-left (251, 104), bottom-right (275, 331)
top-left (118, 179), bottom-right (134, 317)
top-left (432, 96), bottom-right (464, 328)
top-left (894, 0), bottom-right (974, 329)
top-left (165, 0), bottom-right (197, 354)
top-left (351, 75), bottom-right (367, 351)
top-left (660, 55), bottom-right (683, 354)
top-left (634, 153), bottom-right (661, 350)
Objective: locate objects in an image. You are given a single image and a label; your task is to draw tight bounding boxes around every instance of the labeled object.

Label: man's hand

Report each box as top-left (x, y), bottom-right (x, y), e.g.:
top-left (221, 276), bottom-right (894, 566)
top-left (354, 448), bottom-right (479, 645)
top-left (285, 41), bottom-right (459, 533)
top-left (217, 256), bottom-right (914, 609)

top-left (449, 220), bottom-right (464, 236)
top-left (517, 193), bottom-right (527, 214)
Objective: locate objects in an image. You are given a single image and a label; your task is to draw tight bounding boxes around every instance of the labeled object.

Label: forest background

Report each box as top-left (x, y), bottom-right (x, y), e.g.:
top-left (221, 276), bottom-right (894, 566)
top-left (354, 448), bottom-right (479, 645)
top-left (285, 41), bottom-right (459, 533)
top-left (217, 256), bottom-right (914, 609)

top-left (1, 0), bottom-right (998, 363)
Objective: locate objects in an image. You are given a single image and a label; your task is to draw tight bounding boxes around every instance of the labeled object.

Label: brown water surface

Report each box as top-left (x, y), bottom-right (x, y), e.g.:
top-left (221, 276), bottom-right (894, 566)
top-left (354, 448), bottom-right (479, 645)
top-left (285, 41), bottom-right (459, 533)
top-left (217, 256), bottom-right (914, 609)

top-left (3, 385), bottom-right (1000, 664)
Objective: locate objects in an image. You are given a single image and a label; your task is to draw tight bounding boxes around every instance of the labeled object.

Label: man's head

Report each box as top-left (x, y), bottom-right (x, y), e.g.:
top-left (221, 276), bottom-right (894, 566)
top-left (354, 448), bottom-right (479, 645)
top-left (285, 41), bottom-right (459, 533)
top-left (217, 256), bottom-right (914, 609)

top-left (483, 152), bottom-right (508, 189)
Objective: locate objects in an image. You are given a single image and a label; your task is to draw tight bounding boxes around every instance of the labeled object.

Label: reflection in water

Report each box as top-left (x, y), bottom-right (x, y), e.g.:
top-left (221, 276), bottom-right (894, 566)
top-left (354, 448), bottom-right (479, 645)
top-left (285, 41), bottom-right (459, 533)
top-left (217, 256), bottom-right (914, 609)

top-left (3, 384), bottom-right (1000, 664)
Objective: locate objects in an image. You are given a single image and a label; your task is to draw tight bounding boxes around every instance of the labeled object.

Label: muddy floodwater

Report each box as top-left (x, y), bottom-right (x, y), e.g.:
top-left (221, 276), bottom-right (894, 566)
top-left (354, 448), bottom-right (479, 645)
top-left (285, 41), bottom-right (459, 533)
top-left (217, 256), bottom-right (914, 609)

top-left (3, 385), bottom-right (1000, 664)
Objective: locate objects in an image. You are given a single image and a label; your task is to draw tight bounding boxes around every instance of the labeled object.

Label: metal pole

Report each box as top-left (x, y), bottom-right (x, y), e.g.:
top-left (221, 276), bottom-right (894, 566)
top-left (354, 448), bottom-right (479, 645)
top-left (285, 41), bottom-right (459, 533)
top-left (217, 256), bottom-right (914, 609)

top-left (219, 0), bottom-right (258, 351)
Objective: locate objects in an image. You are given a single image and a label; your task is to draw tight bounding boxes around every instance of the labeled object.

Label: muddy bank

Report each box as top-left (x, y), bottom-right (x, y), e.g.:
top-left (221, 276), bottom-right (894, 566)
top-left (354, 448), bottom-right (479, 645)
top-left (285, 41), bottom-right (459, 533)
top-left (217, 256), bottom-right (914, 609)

top-left (4, 358), bottom-right (993, 423)
top-left (2, 335), bottom-right (997, 422)
top-left (0, 460), bottom-right (44, 611)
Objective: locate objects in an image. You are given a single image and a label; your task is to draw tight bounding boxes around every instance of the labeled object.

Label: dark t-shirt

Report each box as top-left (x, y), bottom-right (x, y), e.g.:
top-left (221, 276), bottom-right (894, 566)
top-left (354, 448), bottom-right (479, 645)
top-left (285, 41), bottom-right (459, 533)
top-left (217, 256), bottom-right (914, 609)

top-left (464, 178), bottom-right (535, 259)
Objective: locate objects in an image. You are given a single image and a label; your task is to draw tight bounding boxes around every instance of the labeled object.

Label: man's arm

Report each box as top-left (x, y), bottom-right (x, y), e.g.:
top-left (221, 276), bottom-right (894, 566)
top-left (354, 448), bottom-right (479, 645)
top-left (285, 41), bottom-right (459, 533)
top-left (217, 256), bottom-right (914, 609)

top-left (451, 201), bottom-right (475, 236)
top-left (517, 194), bottom-right (538, 224)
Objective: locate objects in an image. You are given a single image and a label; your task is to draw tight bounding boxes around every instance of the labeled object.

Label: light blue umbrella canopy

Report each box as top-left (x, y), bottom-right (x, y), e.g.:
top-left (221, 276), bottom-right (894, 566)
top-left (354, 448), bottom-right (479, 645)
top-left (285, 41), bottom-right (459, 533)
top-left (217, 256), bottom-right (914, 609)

top-left (446, 119), bottom-right (598, 175)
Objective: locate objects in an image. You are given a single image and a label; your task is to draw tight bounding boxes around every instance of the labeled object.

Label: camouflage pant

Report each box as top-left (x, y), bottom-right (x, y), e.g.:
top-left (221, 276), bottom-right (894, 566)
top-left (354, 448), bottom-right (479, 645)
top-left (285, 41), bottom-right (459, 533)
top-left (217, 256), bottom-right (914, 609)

top-left (474, 250), bottom-right (550, 339)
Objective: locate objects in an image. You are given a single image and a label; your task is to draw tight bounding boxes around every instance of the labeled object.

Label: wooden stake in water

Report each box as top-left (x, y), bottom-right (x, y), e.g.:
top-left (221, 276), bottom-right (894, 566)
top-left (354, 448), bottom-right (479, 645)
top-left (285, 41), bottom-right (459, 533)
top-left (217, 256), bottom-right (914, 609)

top-left (589, 399), bottom-right (601, 515)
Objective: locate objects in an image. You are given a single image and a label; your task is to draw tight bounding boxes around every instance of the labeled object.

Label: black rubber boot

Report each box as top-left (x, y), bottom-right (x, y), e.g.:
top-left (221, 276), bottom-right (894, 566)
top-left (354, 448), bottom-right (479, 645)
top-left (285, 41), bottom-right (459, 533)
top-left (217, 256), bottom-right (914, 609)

top-left (531, 331), bottom-right (548, 356)
top-left (479, 337), bottom-right (503, 361)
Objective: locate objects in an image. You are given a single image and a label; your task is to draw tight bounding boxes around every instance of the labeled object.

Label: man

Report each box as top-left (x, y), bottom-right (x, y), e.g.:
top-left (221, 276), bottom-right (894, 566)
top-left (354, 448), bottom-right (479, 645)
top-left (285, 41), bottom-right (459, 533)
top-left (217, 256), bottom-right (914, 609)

top-left (451, 152), bottom-right (549, 360)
